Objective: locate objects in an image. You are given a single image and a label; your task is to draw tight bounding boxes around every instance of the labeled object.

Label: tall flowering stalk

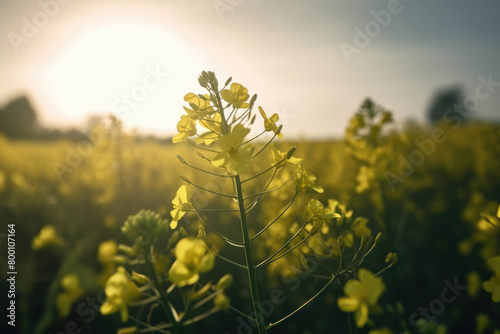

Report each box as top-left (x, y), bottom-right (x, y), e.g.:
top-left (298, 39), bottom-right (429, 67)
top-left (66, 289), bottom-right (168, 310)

top-left (170, 71), bottom-right (391, 333)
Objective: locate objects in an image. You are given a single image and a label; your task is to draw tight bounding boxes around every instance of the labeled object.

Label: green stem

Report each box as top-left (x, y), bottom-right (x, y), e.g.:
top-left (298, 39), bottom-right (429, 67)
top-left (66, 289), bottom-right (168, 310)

top-left (143, 245), bottom-right (182, 334)
top-left (234, 175), bottom-right (267, 334)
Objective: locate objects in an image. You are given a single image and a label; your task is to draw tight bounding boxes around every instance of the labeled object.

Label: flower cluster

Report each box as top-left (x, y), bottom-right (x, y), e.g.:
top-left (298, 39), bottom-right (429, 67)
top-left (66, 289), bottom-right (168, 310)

top-left (99, 208), bottom-right (231, 332)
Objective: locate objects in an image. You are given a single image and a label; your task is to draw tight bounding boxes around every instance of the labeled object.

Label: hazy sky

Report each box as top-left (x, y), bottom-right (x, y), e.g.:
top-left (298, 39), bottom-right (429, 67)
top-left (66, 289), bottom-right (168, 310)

top-left (1, 0), bottom-right (499, 139)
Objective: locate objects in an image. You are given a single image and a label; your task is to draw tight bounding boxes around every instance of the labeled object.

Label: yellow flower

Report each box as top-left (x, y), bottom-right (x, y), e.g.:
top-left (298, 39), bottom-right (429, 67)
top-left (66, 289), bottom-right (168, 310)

top-left (183, 93), bottom-right (214, 119)
top-left (56, 273), bottom-right (84, 317)
top-left (221, 83), bottom-right (250, 108)
top-left (32, 225), bottom-right (62, 250)
top-left (483, 255), bottom-right (500, 302)
top-left (197, 112), bottom-right (222, 145)
top-left (170, 185), bottom-right (193, 229)
top-left (169, 238), bottom-right (215, 287)
top-left (271, 145), bottom-right (302, 169)
top-left (98, 240), bottom-right (118, 265)
top-left (100, 267), bottom-right (141, 322)
top-left (337, 268), bottom-right (385, 328)
top-left (212, 124), bottom-right (253, 175)
top-left (259, 107), bottom-right (282, 138)
top-left (352, 217), bottom-right (372, 239)
top-left (172, 115), bottom-right (197, 143)
top-left (306, 199), bottom-right (340, 234)
top-left (295, 166), bottom-right (323, 193)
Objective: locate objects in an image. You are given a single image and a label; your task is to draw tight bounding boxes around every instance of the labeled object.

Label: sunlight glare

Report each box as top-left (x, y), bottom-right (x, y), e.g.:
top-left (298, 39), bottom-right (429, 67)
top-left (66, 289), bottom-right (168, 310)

top-left (36, 18), bottom-right (207, 133)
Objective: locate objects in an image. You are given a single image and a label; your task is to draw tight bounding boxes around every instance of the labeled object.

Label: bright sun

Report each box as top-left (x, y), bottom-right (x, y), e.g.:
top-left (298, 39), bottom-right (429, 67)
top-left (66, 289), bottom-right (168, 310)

top-left (35, 18), bottom-right (208, 134)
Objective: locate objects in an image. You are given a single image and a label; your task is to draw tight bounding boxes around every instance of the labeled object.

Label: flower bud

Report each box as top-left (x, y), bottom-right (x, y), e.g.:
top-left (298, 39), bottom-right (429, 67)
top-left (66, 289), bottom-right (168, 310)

top-left (385, 252), bottom-right (398, 265)
top-left (217, 274), bottom-right (233, 290)
top-left (214, 294), bottom-right (230, 311)
top-left (286, 146), bottom-right (297, 160)
top-left (197, 225), bottom-right (206, 239)
top-left (118, 244), bottom-right (136, 257)
top-left (113, 255), bottom-right (130, 266)
top-left (132, 271), bottom-right (150, 285)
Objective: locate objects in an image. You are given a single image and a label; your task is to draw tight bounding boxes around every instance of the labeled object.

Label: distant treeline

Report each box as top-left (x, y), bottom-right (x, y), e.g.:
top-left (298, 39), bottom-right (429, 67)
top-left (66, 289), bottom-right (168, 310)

top-left (0, 96), bottom-right (172, 143)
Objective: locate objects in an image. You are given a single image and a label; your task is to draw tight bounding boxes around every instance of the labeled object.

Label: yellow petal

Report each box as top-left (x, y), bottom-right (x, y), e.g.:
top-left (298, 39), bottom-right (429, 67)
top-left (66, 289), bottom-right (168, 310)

top-left (221, 89), bottom-right (235, 104)
top-left (344, 280), bottom-right (365, 297)
top-left (100, 301), bottom-right (119, 315)
top-left (337, 296), bottom-right (359, 312)
top-left (355, 303), bottom-right (369, 328)
top-left (170, 220), bottom-right (178, 229)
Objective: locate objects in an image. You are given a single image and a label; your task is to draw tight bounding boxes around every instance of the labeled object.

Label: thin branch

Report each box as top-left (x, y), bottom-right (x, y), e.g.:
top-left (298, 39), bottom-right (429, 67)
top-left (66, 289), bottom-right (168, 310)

top-left (256, 219), bottom-right (310, 268)
top-left (178, 157), bottom-right (233, 178)
top-left (252, 126), bottom-right (282, 159)
top-left (216, 253), bottom-right (247, 269)
top-left (239, 130), bottom-right (266, 148)
top-left (181, 307), bottom-right (219, 326)
top-left (193, 205), bottom-right (244, 247)
top-left (259, 232), bottom-right (314, 268)
top-left (251, 192), bottom-right (298, 240)
top-left (303, 239), bottom-right (335, 276)
top-left (245, 169), bottom-right (278, 215)
top-left (229, 305), bottom-right (257, 323)
top-left (243, 171), bottom-right (296, 201)
top-left (187, 180), bottom-right (237, 199)
top-left (266, 276), bottom-right (336, 330)
top-left (242, 158), bottom-right (286, 184)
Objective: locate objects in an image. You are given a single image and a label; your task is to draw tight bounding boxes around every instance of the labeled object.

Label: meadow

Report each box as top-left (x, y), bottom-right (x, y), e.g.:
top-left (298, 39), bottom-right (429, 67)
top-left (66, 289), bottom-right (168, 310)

top-left (1, 74), bottom-right (500, 334)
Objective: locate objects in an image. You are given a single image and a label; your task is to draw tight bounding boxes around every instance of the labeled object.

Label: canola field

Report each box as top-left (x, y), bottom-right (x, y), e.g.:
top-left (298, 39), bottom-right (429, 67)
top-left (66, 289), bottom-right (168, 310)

top-left (1, 78), bottom-right (500, 334)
